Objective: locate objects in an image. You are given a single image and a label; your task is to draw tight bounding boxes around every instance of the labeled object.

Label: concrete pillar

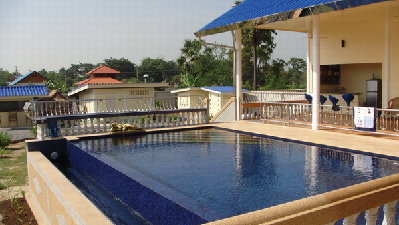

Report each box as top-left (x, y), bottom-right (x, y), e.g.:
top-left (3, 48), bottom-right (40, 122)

top-left (382, 10), bottom-right (390, 108)
top-left (311, 15), bottom-right (320, 130)
top-left (36, 123), bottom-right (47, 140)
top-left (307, 18), bottom-right (312, 94)
top-left (234, 29), bottom-right (243, 120)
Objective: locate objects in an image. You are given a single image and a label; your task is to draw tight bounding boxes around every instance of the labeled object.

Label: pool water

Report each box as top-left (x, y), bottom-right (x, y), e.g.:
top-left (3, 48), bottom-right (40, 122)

top-left (74, 128), bottom-right (399, 220)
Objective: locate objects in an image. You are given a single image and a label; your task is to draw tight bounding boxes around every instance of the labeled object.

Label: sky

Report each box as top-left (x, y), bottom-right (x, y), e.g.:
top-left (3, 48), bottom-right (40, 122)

top-left (0, 0), bottom-right (306, 74)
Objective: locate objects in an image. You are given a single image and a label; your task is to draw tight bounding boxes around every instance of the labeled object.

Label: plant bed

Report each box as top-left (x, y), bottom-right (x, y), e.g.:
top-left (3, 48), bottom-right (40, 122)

top-left (0, 197), bottom-right (37, 225)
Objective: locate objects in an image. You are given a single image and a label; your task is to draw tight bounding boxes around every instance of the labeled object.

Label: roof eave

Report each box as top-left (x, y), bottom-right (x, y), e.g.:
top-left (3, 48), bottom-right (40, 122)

top-left (195, 0), bottom-right (390, 37)
top-left (0, 95), bottom-right (49, 100)
top-left (170, 87), bottom-right (202, 93)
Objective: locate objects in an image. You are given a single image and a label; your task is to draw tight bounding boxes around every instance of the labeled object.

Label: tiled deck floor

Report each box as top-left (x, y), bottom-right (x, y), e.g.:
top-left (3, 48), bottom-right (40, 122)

top-left (216, 121), bottom-right (399, 158)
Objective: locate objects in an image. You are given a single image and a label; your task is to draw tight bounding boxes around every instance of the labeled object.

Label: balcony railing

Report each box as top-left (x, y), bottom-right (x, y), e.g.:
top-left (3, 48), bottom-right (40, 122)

top-left (244, 89), bottom-right (306, 103)
top-left (25, 96), bottom-right (209, 140)
top-left (206, 173), bottom-right (399, 225)
top-left (25, 96), bottom-right (207, 119)
top-left (376, 108), bottom-right (399, 133)
top-left (242, 102), bottom-right (399, 135)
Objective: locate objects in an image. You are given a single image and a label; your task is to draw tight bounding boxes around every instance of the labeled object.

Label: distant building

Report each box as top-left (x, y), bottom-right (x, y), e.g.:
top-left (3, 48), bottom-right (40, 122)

top-left (171, 86), bottom-right (247, 117)
top-left (0, 85), bottom-right (49, 127)
top-left (68, 65), bottom-right (169, 113)
top-left (9, 71), bottom-right (48, 86)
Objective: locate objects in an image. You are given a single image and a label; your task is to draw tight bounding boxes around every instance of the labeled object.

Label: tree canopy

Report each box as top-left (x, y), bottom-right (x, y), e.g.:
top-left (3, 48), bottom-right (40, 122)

top-left (177, 39), bottom-right (233, 88)
top-left (0, 69), bottom-right (15, 86)
top-left (138, 58), bottom-right (179, 83)
top-left (102, 57), bottom-right (136, 80)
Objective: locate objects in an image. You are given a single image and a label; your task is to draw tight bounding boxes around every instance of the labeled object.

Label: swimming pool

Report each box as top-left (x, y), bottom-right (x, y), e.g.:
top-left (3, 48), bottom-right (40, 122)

top-left (68, 128), bottom-right (399, 225)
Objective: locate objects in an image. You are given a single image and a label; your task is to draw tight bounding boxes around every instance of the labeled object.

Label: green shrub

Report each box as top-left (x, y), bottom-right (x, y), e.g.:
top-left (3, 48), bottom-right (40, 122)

top-left (30, 125), bottom-right (37, 137)
top-left (0, 131), bottom-right (11, 148)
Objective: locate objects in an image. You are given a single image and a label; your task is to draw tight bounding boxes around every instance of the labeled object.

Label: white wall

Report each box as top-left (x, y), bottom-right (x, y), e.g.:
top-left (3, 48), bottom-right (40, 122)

top-left (308, 12), bottom-right (399, 107)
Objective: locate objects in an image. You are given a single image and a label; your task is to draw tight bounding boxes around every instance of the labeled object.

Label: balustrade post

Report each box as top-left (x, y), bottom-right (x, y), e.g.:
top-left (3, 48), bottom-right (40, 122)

top-left (36, 123), bottom-right (47, 140)
top-left (76, 119), bottom-right (82, 134)
top-left (382, 200), bottom-right (398, 225)
top-left (365, 207), bottom-right (379, 225)
top-left (155, 114), bottom-right (159, 127)
top-left (343, 213), bottom-right (358, 225)
top-left (190, 112), bottom-right (195, 125)
top-left (89, 118), bottom-right (95, 133)
top-left (83, 118), bottom-right (88, 134)
top-left (96, 118), bottom-right (100, 133)
top-left (102, 118), bottom-right (107, 132)
top-left (57, 121), bottom-right (63, 136)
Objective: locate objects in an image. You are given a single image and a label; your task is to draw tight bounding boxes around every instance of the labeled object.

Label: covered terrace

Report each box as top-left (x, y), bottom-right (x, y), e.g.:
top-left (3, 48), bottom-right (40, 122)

top-left (196, 0), bottom-right (399, 132)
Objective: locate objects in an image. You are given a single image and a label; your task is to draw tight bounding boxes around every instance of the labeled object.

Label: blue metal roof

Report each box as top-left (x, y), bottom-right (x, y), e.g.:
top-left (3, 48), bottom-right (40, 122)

top-left (196, 0), bottom-right (388, 36)
top-left (9, 71), bottom-right (36, 85)
top-left (201, 86), bottom-right (247, 93)
top-left (0, 85), bottom-right (49, 97)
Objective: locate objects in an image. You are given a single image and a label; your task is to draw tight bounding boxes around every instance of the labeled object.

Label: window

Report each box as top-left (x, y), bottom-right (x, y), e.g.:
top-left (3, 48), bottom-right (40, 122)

top-left (130, 90), bottom-right (149, 96)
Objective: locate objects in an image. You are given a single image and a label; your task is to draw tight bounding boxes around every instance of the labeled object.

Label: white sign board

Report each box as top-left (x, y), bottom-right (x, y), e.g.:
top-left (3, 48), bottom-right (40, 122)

top-left (354, 107), bottom-right (375, 129)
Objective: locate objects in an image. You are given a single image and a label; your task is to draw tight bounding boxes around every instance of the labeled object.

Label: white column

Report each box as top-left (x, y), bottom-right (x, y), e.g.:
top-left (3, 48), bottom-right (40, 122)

top-left (234, 29), bottom-right (243, 120)
top-left (382, 10), bottom-right (390, 108)
top-left (307, 18), bottom-right (312, 94)
top-left (312, 15), bottom-right (320, 130)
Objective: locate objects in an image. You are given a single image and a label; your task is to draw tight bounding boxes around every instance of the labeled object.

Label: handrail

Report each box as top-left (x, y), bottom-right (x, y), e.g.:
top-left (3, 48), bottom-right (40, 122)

top-left (205, 173), bottom-right (399, 225)
top-left (25, 96), bottom-right (207, 119)
top-left (28, 95), bottom-right (204, 104)
top-left (210, 97), bottom-right (236, 122)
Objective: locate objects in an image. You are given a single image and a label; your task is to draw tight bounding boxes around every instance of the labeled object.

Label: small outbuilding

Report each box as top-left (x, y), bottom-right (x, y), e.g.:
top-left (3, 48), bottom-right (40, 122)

top-left (171, 86), bottom-right (247, 117)
top-left (0, 85), bottom-right (49, 127)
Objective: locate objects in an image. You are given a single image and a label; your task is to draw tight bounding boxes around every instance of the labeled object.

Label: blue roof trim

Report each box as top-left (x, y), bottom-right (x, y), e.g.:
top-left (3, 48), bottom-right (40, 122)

top-left (0, 85), bottom-right (49, 97)
top-left (201, 86), bottom-right (247, 93)
top-left (68, 84), bottom-right (88, 95)
top-left (10, 71), bottom-right (36, 85)
top-left (196, 0), bottom-right (389, 36)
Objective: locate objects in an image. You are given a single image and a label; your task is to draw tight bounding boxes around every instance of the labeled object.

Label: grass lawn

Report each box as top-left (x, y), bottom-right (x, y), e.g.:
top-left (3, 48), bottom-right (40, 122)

top-left (0, 142), bottom-right (38, 225)
top-left (0, 143), bottom-right (27, 190)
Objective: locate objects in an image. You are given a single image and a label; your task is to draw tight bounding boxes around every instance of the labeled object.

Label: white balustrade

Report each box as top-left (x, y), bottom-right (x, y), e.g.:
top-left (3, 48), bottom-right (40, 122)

top-left (382, 200), bottom-right (398, 225)
top-left (365, 207), bottom-right (379, 225)
top-left (343, 213), bottom-right (359, 225)
top-left (244, 89), bottom-right (306, 103)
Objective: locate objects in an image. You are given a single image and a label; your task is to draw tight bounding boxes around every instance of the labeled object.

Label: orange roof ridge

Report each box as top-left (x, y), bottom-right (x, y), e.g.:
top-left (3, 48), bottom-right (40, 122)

top-left (86, 65), bottom-right (121, 75)
top-left (75, 77), bottom-right (124, 86)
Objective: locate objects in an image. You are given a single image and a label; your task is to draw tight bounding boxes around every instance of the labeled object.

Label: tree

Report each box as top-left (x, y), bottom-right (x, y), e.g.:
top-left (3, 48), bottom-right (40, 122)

top-left (58, 63), bottom-right (96, 89)
top-left (138, 58), bottom-right (179, 83)
top-left (285, 57), bottom-right (306, 88)
top-left (242, 28), bottom-right (276, 90)
top-left (235, 0), bottom-right (276, 90)
top-left (177, 39), bottom-right (233, 87)
top-left (261, 59), bottom-right (287, 90)
top-left (0, 69), bottom-right (14, 86)
top-left (39, 69), bottom-right (69, 93)
top-left (259, 57), bottom-right (307, 90)
top-left (102, 57), bottom-right (136, 80)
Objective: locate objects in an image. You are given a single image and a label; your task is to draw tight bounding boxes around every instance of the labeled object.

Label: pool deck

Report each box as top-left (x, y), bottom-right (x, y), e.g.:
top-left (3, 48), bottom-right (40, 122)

top-left (215, 121), bottom-right (399, 158)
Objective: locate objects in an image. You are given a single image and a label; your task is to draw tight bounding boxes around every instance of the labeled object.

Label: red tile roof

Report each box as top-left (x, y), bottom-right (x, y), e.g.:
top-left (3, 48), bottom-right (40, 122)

top-left (75, 77), bottom-right (124, 86)
top-left (86, 65), bottom-right (120, 75)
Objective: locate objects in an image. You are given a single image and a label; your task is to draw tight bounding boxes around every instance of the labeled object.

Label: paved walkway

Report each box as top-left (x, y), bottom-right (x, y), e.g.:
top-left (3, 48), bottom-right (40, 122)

top-left (216, 121), bottom-right (399, 158)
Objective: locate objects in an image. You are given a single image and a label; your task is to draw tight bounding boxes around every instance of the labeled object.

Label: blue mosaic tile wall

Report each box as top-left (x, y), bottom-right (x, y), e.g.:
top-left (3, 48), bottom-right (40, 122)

top-left (67, 142), bottom-right (208, 225)
top-left (27, 138), bottom-right (69, 166)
